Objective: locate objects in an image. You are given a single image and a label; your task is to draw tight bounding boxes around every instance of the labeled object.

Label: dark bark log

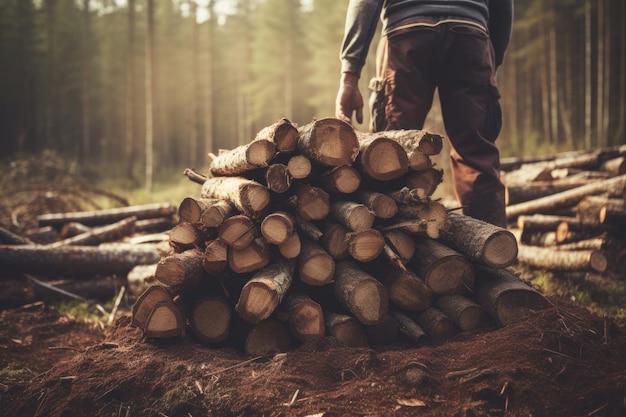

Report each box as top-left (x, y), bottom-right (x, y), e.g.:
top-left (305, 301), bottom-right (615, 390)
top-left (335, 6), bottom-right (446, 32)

top-left (334, 261), bottom-right (389, 325)
top-left (295, 215), bottom-right (323, 241)
top-left (37, 203), bottom-right (176, 228)
top-left (576, 196), bottom-right (625, 223)
top-left (155, 248), bottom-right (205, 288)
top-left (506, 181), bottom-right (588, 205)
top-left (600, 156), bottom-right (626, 176)
top-left (324, 311), bottom-right (369, 348)
top-left (383, 230), bottom-right (415, 262)
top-left (0, 226), bottom-right (34, 245)
top-left (58, 222), bottom-right (92, 238)
top-left (410, 237), bottom-right (475, 295)
top-left (434, 294), bottom-right (487, 331)
top-left (516, 244), bottom-right (607, 273)
top-left (473, 265), bottom-right (550, 327)
top-left (439, 212), bottom-right (518, 268)
top-left (0, 243), bottom-right (161, 276)
top-left (391, 310), bottom-right (429, 345)
top-left (297, 118), bottom-right (359, 167)
top-left (415, 307), bottom-right (459, 344)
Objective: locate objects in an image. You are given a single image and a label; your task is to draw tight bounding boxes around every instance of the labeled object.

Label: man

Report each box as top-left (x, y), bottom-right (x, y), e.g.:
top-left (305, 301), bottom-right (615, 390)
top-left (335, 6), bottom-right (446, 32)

top-left (335, 0), bottom-right (513, 228)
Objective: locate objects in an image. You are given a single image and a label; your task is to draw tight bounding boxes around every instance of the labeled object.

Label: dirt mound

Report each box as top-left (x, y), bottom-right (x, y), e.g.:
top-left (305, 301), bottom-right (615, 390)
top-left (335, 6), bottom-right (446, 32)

top-left (2, 299), bottom-right (625, 417)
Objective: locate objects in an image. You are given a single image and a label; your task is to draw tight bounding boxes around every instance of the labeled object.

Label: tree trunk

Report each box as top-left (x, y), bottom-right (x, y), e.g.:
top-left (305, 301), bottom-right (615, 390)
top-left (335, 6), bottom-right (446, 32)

top-left (320, 222), bottom-right (350, 260)
top-left (576, 196), bottom-right (625, 223)
top-left (235, 260), bottom-right (294, 324)
top-left (37, 203), bottom-right (176, 227)
top-left (334, 261), bottom-right (388, 325)
top-left (298, 238), bottom-right (335, 286)
top-left (168, 222), bottom-right (203, 251)
top-left (438, 212), bottom-right (518, 268)
top-left (201, 176), bottom-right (270, 219)
top-left (127, 263), bottom-right (158, 297)
top-left (405, 168), bottom-right (444, 197)
top-left (0, 226), bottom-right (34, 245)
top-left (353, 190), bottom-right (398, 219)
top-left (409, 237), bottom-right (474, 295)
top-left (355, 133), bottom-right (409, 181)
top-left (0, 243), bottom-right (161, 276)
top-left (396, 199), bottom-right (447, 239)
top-left (369, 260), bottom-right (433, 312)
top-left (391, 310), bottom-right (428, 345)
top-left (382, 230), bottom-right (415, 262)
top-left (297, 118), bottom-right (359, 167)
top-left (473, 265), bottom-right (550, 327)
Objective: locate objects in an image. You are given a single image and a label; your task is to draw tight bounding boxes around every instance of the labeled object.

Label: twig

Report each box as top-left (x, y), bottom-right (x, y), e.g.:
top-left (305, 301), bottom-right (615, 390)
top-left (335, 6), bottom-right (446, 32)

top-left (26, 274), bottom-right (108, 316)
top-left (108, 286), bottom-right (126, 326)
top-left (204, 356), bottom-right (263, 377)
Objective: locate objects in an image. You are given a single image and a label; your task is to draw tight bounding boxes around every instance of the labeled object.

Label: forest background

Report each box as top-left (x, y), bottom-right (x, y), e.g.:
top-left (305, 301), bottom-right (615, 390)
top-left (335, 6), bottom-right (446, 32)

top-left (0, 0), bottom-right (624, 194)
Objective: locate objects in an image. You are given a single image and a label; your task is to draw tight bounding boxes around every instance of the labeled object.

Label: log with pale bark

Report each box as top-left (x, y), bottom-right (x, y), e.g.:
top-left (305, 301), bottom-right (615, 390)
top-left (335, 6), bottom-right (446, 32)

top-left (505, 174), bottom-right (626, 219)
top-left (438, 212), bottom-right (518, 269)
top-left (576, 196), bottom-right (625, 223)
top-left (355, 132), bottom-right (409, 181)
top-left (154, 248), bottom-right (205, 288)
top-left (395, 199), bottom-right (447, 239)
top-left (201, 176), bottom-right (270, 219)
top-left (353, 190), bottom-right (398, 219)
top-left (37, 203), bottom-right (176, 228)
top-left (516, 244), bottom-right (608, 273)
top-left (235, 260), bottom-right (294, 324)
top-left (202, 239), bottom-right (229, 275)
top-left (297, 118), bottom-right (359, 167)
top-left (209, 139), bottom-right (276, 176)
top-left (474, 265), bottom-right (550, 327)
top-left (334, 261), bottom-right (389, 325)
top-left (371, 129), bottom-right (444, 158)
top-left (0, 243), bottom-right (162, 276)
top-left (254, 118), bottom-right (299, 153)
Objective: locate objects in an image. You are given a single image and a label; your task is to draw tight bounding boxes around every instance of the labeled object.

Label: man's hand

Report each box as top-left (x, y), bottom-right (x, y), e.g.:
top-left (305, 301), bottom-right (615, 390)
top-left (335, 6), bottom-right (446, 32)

top-left (335, 72), bottom-right (363, 125)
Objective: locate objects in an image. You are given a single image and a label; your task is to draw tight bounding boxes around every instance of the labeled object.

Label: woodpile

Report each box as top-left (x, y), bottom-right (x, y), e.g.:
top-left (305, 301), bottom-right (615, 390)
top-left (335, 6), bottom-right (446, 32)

top-left (132, 117), bottom-right (549, 354)
top-left (502, 146), bottom-right (626, 278)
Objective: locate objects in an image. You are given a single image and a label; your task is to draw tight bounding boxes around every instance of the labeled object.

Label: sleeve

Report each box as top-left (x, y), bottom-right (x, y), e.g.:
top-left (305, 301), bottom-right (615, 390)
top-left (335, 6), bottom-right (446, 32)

top-left (340, 0), bottom-right (385, 76)
top-left (488, 0), bottom-right (514, 68)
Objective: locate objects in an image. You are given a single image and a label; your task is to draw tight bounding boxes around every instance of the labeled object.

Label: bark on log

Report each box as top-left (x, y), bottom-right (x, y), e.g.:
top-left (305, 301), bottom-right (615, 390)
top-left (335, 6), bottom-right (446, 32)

top-left (235, 260), bottom-right (294, 324)
top-left (330, 200), bottom-right (375, 232)
top-left (600, 206), bottom-right (626, 230)
top-left (410, 238), bottom-right (475, 295)
top-left (396, 199), bottom-right (447, 239)
top-left (178, 197), bottom-right (222, 224)
top-left (555, 221), bottom-right (605, 243)
top-left (506, 174), bottom-right (626, 219)
top-left (284, 292), bottom-right (325, 342)
top-left (325, 312), bottom-right (369, 348)
top-left (576, 196), bottom-right (625, 223)
top-left (438, 212), bottom-right (518, 268)
top-left (473, 265), bottom-right (550, 327)
top-left (434, 294), bottom-right (486, 331)
top-left (297, 118), bottom-right (360, 167)
top-left (209, 139), bottom-right (276, 176)
top-left (218, 214), bottom-right (257, 250)
top-left (254, 118), bottom-right (298, 153)
top-left (201, 176), bottom-right (270, 219)
top-left (320, 165), bottom-right (361, 194)
top-left (353, 190), bottom-right (398, 219)
top-left (261, 211), bottom-right (296, 245)
top-left (0, 226), bottom-right (34, 245)
top-left (0, 243), bottom-right (161, 276)
top-left (516, 244), bottom-right (607, 273)
top-left (356, 133), bottom-right (409, 180)
top-left (415, 307), bottom-right (459, 344)
top-left (295, 215), bottom-right (323, 241)
top-left (189, 296), bottom-right (232, 344)
top-left (517, 214), bottom-right (579, 232)
top-left (155, 248), bottom-right (205, 288)
top-left (245, 319), bottom-right (292, 356)
top-left (369, 261), bottom-right (433, 311)
top-left (135, 217), bottom-right (176, 234)
top-left (506, 182), bottom-right (588, 205)
top-left (383, 230), bottom-right (415, 262)
top-left (405, 168), bottom-right (444, 197)
top-left (198, 200), bottom-right (236, 229)
top-left (369, 129), bottom-right (444, 157)
top-left (228, 237), bottom-right (271, 273)
top-left (600, 156), bottom-right (626, 176)
top-left (334, 261), bottom-right (389, 325)
top-left (298, 238), bottom-right (335, 286)
top-left (391, 310), bottom-right (429, 345)
top-left (127, 263), bottom-right (158, 297)
top-left (23, 226), bottom-right (58, 244)
top-left (37, 203), bottom-right (176, 228)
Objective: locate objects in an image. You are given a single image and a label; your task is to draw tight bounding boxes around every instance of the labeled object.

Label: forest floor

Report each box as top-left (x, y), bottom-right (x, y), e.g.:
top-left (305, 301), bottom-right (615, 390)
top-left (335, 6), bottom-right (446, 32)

top-left (2, 295), bottom-right (626, 417)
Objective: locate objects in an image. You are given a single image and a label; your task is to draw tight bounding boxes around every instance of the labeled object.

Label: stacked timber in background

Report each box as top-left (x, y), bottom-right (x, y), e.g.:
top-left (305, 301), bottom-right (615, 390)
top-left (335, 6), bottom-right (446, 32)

top-left (132, 117), bottom-right (549, 355)
top-left (502, 146), bottom-right (626, 278)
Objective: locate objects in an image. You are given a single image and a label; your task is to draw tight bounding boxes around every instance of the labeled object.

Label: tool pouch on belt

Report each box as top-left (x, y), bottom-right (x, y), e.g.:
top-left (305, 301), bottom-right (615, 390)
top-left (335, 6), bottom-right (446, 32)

top-left (368, 76), bottom-right (386, 133)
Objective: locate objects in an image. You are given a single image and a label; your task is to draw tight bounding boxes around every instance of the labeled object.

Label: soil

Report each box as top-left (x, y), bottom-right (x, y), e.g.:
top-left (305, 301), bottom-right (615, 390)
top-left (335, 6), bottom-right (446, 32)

top-left (1, 297), bottom-right (625, 417)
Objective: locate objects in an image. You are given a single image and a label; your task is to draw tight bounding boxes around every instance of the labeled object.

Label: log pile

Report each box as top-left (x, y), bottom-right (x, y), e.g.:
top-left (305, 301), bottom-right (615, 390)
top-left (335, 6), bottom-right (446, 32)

top-left (502, 146), bottom-right (626, 278)
top-left (132, 117), bottom-right (549, 355)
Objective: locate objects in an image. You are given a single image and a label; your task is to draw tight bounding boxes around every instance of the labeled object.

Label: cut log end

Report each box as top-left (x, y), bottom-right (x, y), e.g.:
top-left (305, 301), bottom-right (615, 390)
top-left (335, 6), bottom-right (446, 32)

top-left (425, 256), bottom-right (475, 295)
top-left (483, 231), bottom-right (519, 268)
top-left (191, 298), bottom-right (231, 344)
top-left (360, 138), bottom-right (409, 181)
top-left (144, 301), bottom-right (184, 339)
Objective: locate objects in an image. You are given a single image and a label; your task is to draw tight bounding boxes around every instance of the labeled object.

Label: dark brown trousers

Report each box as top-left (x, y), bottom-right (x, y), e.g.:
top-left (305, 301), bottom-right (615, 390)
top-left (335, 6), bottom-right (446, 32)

top-left (373, 21), bottom-right (507, 227)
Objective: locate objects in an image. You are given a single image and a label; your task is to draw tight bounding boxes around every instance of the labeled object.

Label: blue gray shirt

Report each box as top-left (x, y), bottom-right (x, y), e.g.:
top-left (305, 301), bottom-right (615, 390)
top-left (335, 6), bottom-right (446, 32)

top-left (340, 0), bottom-right (514, 75)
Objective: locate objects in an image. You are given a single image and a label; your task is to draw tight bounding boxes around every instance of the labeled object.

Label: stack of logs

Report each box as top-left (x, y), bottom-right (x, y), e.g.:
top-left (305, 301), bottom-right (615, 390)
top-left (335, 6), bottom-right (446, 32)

top-left (502, 146), bottom-right (626, 279)
top-left (132, 117), bottom-right (549, 355)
